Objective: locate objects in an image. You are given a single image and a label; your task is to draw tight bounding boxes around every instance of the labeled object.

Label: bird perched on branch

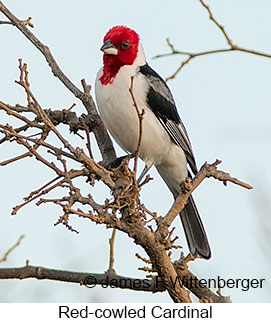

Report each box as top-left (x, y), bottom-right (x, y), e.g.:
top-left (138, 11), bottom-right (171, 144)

top-left (95, 25), bottom-right (211, 259)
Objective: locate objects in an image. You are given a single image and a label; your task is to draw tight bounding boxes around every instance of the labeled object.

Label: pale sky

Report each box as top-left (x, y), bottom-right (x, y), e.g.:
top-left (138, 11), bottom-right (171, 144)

top-left (0, 0), bottom-right (270, 302)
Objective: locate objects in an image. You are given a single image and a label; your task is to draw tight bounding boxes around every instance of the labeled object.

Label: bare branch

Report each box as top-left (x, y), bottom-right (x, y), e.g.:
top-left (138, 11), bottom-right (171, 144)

top-left (0, 265), bottom-right (165, 293)
top-left (159, 160), bottom-right (252, 230)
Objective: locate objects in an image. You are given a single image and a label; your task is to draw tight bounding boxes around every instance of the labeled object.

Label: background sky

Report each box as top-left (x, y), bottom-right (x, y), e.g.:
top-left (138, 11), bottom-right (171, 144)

top-left (0, 0), bottom-right (270, 303)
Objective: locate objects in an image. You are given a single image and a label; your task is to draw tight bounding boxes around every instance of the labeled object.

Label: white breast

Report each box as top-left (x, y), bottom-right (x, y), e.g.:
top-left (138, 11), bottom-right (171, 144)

top-left (95, 65), bottom-right (176, 166)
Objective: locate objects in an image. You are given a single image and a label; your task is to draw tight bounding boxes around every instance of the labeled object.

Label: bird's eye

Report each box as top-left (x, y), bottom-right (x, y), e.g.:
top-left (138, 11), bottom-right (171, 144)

top-left (121, 41), bottom-right (130, 49)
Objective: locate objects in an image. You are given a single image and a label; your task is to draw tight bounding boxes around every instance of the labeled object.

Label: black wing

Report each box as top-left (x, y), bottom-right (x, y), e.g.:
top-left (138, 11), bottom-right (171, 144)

top-left (139, 64), bottom-right (197, 175)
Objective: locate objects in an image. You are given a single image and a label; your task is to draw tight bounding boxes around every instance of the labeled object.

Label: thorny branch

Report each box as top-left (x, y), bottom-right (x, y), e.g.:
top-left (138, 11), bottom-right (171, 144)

top-left (153, 0), bottom-right (271, 81)
top-left (0, 0), bottom-right (254, 303)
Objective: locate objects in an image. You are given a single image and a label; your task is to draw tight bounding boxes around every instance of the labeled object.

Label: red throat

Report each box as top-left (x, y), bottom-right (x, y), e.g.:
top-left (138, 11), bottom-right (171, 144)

top-left (99, 26), bottom-right (140, 85)
top-left (99, 55), bottom-right (125, 85)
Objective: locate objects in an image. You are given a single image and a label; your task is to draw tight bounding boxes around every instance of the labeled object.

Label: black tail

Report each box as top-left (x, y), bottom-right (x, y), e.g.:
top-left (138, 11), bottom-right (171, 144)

top-left (180, 195), bottom-right (211, 259)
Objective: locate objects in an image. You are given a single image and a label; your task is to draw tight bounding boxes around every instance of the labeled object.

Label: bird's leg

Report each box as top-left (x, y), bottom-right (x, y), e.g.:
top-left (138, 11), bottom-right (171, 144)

top-left (137, 161), bottom-right (153, 184)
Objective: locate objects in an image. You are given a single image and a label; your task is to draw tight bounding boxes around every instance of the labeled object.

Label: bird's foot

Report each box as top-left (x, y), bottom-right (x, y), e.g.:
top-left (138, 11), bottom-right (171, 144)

top-left (180, 177), bottom-right (192, 194)
top-left (100, 154), bottom-right (134, 170)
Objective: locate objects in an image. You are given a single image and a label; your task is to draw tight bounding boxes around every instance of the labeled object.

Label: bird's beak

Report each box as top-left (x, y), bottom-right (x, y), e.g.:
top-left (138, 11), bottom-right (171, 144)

top-left (100, 39), bottom-right (118, 55)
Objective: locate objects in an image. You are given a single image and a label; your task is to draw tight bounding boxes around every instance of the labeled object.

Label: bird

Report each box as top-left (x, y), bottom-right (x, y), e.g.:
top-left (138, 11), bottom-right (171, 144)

top-left (95, 25), bottom-right (211, 259)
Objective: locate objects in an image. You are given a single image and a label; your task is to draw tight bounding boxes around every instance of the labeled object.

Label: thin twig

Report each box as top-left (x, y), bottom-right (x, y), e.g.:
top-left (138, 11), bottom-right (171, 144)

top-left (0, 235), bottom-right (25, 263)
top-left (0, 151), bottom-right (32, 166)
top-left (1, 124), bottom-right (64, 177)
top-left (0, 124), bottom-right (30, 145)
top-left (0, 100), bottom-right (43, 129)
top-left (129, 76), bottom-right (145, 176)
top-left (165, 56), bottom-right (193, 82)
top-left (107, 228), bottom-right (117, 274)
top-left (0, 126), bottom-right (48, 166)
top-left (6, 103), bottom-right (38, 114)
top-left (12, 179), bottom-right (65, 216)
top-left (27, 176), bottom-right (61, 199)
top-left (85, 129), bottom-right (93, 159)
top-left (136, 253), bottom-right (152, 264)
top-left (81, 118), bottom-right (93, 159)
top-left (199, 0), bottom-right (233, 46)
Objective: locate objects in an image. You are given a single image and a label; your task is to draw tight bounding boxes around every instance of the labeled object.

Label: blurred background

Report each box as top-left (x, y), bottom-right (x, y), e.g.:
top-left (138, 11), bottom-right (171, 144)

top-left (0, 0), bottom-right (270, 302)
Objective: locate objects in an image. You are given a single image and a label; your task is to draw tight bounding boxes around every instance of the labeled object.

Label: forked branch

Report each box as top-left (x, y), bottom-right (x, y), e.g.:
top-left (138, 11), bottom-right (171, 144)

top-left (153, 0), bottom-right (271, 81)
